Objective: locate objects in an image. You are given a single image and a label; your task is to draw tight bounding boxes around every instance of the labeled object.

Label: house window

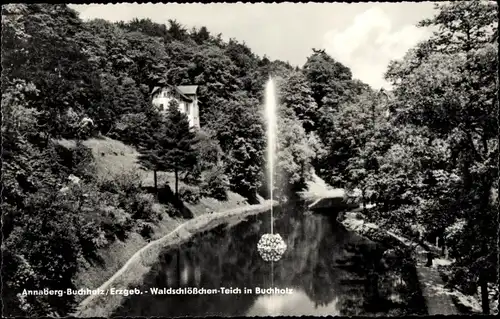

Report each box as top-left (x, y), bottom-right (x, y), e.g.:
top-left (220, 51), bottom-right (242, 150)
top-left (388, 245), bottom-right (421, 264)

top-left (163, 91), bottom-right (169, 98)
top-left (159, 103), bottom-right (164, 110)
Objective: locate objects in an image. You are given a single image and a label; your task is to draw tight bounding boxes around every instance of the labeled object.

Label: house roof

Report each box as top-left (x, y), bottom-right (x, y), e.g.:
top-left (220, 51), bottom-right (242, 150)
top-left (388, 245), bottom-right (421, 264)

top-left (151, 84), bottom-right (193, 102)
top-left (176, 85), bottom-right (198, 95)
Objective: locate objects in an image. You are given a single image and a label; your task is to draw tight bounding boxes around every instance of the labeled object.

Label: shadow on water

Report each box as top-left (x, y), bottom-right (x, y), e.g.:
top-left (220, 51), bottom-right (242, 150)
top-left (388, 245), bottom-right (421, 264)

top-left (112, 202), bottom-right (426, 317)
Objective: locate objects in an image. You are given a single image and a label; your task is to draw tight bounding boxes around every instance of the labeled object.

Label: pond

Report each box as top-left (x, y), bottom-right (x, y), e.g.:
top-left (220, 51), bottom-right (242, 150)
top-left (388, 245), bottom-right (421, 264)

top-left (112, 202), bottom-right (426, 317)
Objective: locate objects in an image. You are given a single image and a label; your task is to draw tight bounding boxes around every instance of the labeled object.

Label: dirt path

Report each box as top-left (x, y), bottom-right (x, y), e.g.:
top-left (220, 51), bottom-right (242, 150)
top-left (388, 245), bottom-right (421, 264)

top-left (415, 261), bottom-right (458, 315)
top-left (78, 222), bottom-right (186, 309)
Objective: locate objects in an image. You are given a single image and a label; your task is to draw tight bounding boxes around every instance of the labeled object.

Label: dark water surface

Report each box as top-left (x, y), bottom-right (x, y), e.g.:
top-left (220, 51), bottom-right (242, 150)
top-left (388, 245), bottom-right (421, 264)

top-left (112, 203), bottom-right (426, 317)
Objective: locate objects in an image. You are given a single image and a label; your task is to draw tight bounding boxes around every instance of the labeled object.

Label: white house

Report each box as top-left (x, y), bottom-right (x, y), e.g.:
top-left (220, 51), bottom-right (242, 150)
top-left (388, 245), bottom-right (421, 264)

top-left (151, 84), bottom-right (200, 128)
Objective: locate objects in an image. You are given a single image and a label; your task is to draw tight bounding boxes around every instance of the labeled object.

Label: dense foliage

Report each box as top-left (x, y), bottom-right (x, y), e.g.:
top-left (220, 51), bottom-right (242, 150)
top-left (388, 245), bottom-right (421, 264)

top-left (1, 4), bottom-right (325, 315)
top-left (2, 2), bottom-right (497, 316)
top-left (313, 1), bottom-right (498, 314)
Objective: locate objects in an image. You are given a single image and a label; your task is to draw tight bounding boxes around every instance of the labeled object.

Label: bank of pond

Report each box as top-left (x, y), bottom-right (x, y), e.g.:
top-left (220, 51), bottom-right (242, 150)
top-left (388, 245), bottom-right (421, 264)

top-left (110, 202), bottom-right (427, 317)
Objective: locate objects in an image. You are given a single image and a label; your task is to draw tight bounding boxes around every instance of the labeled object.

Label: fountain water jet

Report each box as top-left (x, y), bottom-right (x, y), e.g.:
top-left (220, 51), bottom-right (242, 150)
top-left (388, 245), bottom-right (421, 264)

top-left (257, 77), bottom-right (287, 263)
top-left (265, 77), bottom-right (277, 231)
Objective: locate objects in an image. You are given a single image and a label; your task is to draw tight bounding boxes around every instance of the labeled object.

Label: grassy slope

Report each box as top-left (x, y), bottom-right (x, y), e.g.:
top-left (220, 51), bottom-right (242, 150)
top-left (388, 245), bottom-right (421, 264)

top-left (81, 137), bottom-right (250, 216)
top-left (60, 137), bottom-right (249, 299)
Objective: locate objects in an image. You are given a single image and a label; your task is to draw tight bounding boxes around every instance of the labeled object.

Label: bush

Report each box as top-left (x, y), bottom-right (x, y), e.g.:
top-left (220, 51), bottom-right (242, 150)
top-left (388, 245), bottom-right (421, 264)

top-left (194, 130), bottom-right (223, 171)
top-left (97, 169), bottom-right (143, 196)
top-left (139, 222), bottom-right (154, 239)
top-left (164, 203), bottom-right (181, 218)
top-left (110, 113), bottom-right (148, 147)
top-left (77, 221), bottom-right (108, 262)
top-left (179, 186), bottom-right (201, 204)
top-left (72, 141), bottom-right (97, 181)
top-left (99, 206), bottom-right (134, 241)
top-left (3, 189), bottom-right (87, 316)
top-left (130, 193), bottom-right (160, 221)
top-left (51, 140), bottom-right (96, 181)
top-left (200, 166), bottom-right (229, 201)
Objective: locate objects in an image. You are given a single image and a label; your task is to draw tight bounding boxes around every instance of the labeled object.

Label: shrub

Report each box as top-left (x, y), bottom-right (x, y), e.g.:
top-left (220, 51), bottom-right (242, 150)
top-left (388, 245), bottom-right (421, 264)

top-left (194, 130), bottom-right (223, 171)
top-left (110, 113), bottom-right (148, 147)
top-left (77, 221), bottom-right (108, 262)
top-left (72, 141), bottom-right (97, 181)
top-left (151, 203), bottom-right (164, 219)
top-left (50, 140), bottom-right (96, 182)
top-left (3, 189), bottom-right (87, 316)
top-left (130, 193), bottom-right (160, 221)
top-left (1, 249), bottom-right (40, 316)
top-left (200, 166), bottom-right (229, 201)
top-left (139, 222), bottom-right (154, 239)
top-left (97, 168), bottom-right (143, 196)
top-left (99, 206), bottom-right (134, 241)
top-left (179, 186), bottom-right (201, 204)
top-left (164, 203), bottom-right (181, 218)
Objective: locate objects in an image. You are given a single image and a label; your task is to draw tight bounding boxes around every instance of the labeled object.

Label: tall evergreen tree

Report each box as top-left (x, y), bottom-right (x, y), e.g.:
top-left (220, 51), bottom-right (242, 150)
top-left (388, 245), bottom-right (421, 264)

top-left (160, 100), bottom-right (199, 197)
top-left (137, 105), bottom-right (167, 197)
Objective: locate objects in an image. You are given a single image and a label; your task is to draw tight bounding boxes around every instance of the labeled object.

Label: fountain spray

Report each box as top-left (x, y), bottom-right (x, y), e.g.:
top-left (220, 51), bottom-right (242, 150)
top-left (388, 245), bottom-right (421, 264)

top-left (257, 77), bottom-right (287, 264)
top-left (266, 77), bottom-right (277, 233)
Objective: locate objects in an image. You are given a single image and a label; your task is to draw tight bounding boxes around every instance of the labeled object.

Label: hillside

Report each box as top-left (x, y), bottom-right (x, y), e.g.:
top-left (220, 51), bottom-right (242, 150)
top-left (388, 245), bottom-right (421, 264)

top-left (57, 136), bottom-right (249, 215)
top-left (56, 136), bottom-right (250, 298)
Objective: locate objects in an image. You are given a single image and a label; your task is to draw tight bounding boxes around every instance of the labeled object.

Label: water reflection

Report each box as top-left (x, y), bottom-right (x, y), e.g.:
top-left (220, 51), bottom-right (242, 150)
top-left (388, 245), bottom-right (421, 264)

top-left (247, 289), bottom-right (340, 316)
top-left (112, 203), bottom-right (424, 317)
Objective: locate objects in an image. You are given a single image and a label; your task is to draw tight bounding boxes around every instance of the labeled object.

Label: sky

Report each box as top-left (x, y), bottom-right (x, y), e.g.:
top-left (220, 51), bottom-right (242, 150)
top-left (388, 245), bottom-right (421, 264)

top-left (71, 2), bottom-right (438, 90)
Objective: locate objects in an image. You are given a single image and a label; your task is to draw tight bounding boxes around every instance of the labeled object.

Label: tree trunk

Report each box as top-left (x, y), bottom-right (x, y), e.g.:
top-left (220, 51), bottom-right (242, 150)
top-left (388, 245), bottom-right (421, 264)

top-left (154, 170), bottom-right (158, 199)
top-left (426, 252), bottom-right (433, 267)
top-left (175, 167), bottom-right (179, 198)
top-left (479, 272), bottom-right (490, 314)
top-left (478, 180), bottom-right (492, 315)
top-left (362, 189), bottom-right (367, 214)
top-left (439, 233), bottom-right (445, 256)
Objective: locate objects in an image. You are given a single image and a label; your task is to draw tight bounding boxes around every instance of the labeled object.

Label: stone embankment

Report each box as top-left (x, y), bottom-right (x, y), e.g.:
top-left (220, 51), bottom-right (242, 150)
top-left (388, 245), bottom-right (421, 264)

top-left (75, 201), bottom-right (275, 318)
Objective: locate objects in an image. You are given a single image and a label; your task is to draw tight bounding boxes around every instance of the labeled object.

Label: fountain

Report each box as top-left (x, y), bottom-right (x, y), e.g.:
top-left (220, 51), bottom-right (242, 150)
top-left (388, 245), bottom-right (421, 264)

top-left (257, 77), bottom-right (287, 263)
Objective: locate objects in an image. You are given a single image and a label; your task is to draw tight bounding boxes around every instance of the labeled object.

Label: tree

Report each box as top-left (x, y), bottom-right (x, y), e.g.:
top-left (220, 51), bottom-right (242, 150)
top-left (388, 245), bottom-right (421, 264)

top-left (187, 45), bottom-right (242, 127)
top-left (275, 107), bottom-right (317, 200)
top-left (2, 4), bottom-right (103, 139)
top-left (191, 26), bottom-right (211, 45)
top-left (137, 105), bottom-right (169, 197)
top-left (337, 92), bottom-right (394, 204)
top-left (302, 49), bottom-right (355, 111)
top-left (385, 1), bottom-right (498, 313)
top-left (160, 100), bottom-right (199, 198)
top-left (213, 95), bottom-right (265, 200)
top-left (278, 71), bottom-right (318, 132)
top-left (167, 19), bottom-right (188, 41)
top-left (121, 18), bottom-right (168, 40)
